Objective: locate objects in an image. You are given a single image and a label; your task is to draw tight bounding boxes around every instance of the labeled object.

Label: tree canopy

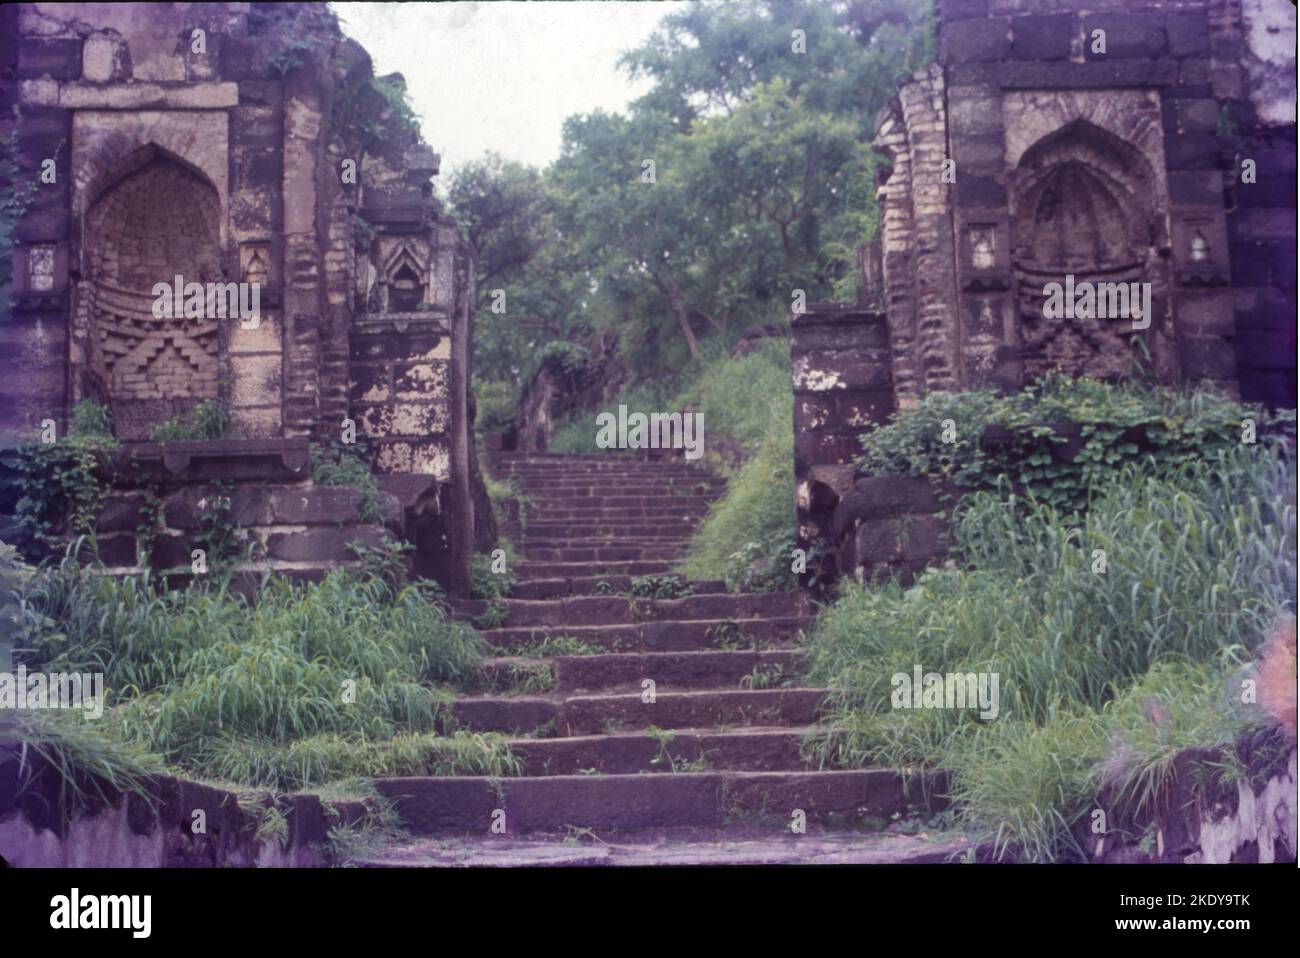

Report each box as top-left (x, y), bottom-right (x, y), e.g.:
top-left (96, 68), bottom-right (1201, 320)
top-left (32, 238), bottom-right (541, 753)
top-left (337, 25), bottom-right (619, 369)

top-left (449, 0), bottom-right (934, 387)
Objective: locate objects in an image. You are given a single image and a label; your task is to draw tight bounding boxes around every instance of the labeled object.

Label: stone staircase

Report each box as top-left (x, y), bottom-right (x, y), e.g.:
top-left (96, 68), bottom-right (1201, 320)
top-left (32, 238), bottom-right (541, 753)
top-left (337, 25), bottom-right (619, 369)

top-left (358, 452), bottom-right (963, 865)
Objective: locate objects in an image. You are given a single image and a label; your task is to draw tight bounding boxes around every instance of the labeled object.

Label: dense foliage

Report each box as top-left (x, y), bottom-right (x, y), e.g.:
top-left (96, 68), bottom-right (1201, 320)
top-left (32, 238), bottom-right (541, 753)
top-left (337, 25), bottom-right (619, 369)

top-left (807, 441), bottom-right (1297, 860)
top-left (12, 548), bottom-right (517, 792)
top-left (858, 373), bottom-right (1296, 514)
top-left (450, 0), bottom-right (933, 388)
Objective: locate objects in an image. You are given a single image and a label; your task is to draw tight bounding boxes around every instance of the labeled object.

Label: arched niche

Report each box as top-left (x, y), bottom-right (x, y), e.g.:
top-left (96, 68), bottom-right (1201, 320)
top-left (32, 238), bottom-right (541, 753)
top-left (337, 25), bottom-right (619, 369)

top-left (79, 146), bottom-right (224, 439)
top-left (1009, 119), bottom-right (1168, 382)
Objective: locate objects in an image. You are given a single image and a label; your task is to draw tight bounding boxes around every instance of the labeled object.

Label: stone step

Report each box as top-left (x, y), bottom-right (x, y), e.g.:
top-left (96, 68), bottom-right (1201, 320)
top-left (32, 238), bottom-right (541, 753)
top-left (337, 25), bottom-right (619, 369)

top-left (510, 576), bottom-right (725, 599)
top-left (458, 592), bottom-right (806, 628)
top-left (521, 522), bottom-right (700, 537)
top-left (521, 545), bottom-right (689, 562)
top-left (519, 539), bottom-right (692, 554)
top-left (372, 769), bottom-right (937, 835)
top-left (481, 648), bottom-right (808, 693)
top-left (516, 483), bottom-right (722, 497)
top-left (513, 560), bottom-right (677, 578)
top-left (499, 466), bottom-right (717, 478)
top-left (493, 457), bottom-right (702, 467)
top-left (506, 725), bottom-right (822, 775)
top-left (526, 495), bottom-right (718, 508)
top-left (518, 507), bottom-right (712, 521)
top-left (449, 688), bottom-right (828, 736)
top-left (510, 470), bottom-right (723, 482)
top-left (351, 828), bottom-right (974, 867)
top-left (481, 616), bottom-right (813, 653)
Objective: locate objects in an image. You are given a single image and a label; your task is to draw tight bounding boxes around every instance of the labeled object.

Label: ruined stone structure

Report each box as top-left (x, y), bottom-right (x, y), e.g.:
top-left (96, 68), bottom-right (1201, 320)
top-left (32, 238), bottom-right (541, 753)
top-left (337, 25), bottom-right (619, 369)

top-left (1, 2), bottom-right (483, 590)
top-left (794, 0), bottom-right (1296, 585)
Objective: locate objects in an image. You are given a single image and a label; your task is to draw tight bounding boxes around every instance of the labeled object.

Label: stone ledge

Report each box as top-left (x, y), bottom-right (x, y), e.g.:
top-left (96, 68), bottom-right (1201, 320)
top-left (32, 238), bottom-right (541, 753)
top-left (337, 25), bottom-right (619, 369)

top-left (104, 439), bottom-right (311, 485)
top-left (58, 81), bottom-right (239, 109)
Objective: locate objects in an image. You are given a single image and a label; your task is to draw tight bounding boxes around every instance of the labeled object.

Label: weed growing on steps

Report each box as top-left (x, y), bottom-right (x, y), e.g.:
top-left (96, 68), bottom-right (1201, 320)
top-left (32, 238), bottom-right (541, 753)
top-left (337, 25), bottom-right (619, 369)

top-left (510, 635), bottom-right (603, 657)
top-left (645, 726), bottom-right (711, 773)
top-left (324, 784), bottom-right (411, 865)
top-left (739, 663), bottom-right (789, 690)
top-left (471, 547), bottom-right (517, 599)
top-left (474, 597), bottom-right (510, 629)
top-left (628, 574), bottom-right (693, 599)
top-left (471, 659), bottom-right (555, 696)
top-left (806, 444), bottom-right (1296, 861)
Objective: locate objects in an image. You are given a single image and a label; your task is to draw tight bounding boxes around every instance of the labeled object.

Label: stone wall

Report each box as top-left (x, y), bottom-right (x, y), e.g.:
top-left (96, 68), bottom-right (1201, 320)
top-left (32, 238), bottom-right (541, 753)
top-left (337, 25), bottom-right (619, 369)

top-left (90, 438), bottom-right (401, 583)
top-left (792, 0), bottom-right (1295, 592)
top-left (870, 0), bottom-right (1296, 407)
top-left (1, 2), bottom-right (483, 593)
top-left (0, 739), bottom-right (374, 867)
top-left (790, 303), bottom-right (895, 588)
top-left (1080, 732), bottom-right (1296, 864)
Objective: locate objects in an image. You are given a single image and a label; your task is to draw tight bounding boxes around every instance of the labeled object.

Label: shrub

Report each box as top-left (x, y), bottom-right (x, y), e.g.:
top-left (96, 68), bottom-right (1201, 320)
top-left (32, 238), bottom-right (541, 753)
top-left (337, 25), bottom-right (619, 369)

top-left (310, 441), bottom-right (384, 523)
top-left (7, 400), bottom-right (118, 560)
top-left (474, 379), bottom-right (518, 435)
top-left (150, 398), bottom-right (231, 442)
top-left (857, 373), bottom-right (1291, 515)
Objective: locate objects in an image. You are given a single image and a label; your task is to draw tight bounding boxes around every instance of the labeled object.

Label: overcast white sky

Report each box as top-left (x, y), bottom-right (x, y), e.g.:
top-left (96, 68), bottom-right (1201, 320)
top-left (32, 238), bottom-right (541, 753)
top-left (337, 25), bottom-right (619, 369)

top-left (332, 1), bottom-right (692, 178)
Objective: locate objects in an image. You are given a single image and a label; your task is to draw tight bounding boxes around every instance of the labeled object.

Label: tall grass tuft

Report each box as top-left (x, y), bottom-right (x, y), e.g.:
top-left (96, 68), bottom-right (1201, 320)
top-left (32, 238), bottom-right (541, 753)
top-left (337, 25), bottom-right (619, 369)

top-left (806, 444), bottom-right (1296, 860)
top-left (17, 559), bottom-right (500, 790)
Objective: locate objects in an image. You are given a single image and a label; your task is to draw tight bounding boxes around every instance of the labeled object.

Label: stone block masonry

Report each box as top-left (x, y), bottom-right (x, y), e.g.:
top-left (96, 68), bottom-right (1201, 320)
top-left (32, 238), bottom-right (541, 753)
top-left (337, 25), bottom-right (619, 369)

top-left (792, 0), bottom-right (1296, 593)
top-left (872, 0), bottom-right (1295, 407)
top-left (2, 2), bottom-right (485, 593)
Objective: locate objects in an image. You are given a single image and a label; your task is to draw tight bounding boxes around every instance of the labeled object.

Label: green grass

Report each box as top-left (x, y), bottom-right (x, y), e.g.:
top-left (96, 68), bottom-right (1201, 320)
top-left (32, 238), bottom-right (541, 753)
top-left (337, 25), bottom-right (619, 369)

top-left (16, 555), bottom-right (514, 791)
top-left (805, 443), bottom-right (1296, 860)
top-left (681, 422), bottom-right (796, 592)
top-left (4, 710), bottom-right (165, 823)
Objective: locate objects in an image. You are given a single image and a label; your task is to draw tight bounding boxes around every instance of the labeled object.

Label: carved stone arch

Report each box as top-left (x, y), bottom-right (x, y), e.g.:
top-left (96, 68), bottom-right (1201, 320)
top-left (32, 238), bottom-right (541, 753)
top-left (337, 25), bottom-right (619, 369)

top-left (379, 240), bottom-right (429, 312)
top-left (1008, 118), bottom-right (1172, 382)
top-left (76, 146), bottom-right (224, 438)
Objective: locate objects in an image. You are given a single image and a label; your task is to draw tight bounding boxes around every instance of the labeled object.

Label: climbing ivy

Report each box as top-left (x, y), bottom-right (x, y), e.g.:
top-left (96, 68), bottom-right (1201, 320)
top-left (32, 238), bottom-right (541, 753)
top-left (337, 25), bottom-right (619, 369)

top-left (857, 373), bottom-right (1296, 515)
top-left (7, 400), bottom-right (119, 562)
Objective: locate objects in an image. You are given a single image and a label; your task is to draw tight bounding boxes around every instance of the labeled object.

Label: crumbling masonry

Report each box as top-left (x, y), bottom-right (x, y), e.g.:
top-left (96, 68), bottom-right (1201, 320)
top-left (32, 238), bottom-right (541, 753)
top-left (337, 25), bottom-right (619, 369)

top-left (793, 0), bottom-right (1296, 585)
top-left (1, 2), bottom-right (487, 590)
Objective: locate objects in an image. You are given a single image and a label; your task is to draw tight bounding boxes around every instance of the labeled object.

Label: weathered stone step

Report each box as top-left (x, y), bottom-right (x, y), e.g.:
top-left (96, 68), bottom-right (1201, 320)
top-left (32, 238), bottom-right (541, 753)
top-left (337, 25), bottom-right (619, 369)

top-left (521, 545), bottom-right (688, 562)
top-left (450, 688), bottom-right (827, 736)
top-left (351, 828), bottom-right (973, 867)
top-left (459, 592), bottom-right (806, 628)
top-left (372, 769), bottom-right (936, 835)
top-left (513, 560), bottom-right (676, 578)
top-left (516, 483), bottom-right (722, 497)
top-left (510, 576), bottom-right (725, 599)
top-left (507, 725), bottom-right (822, 775)
top-left (499, 466), bottom-right (717, 478)
top-left (527, 495), bottom-right (717, 508)
top-left (521, 507), bottom-right (711, 521)
top-left (481, 616), bottom-right (813, 653)
top-left (520, 540), bottom-right (692, 554)
top-left (481, 648), bottom-right (807, 692)
top-left (521, 522), bottom-right (700, 537)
